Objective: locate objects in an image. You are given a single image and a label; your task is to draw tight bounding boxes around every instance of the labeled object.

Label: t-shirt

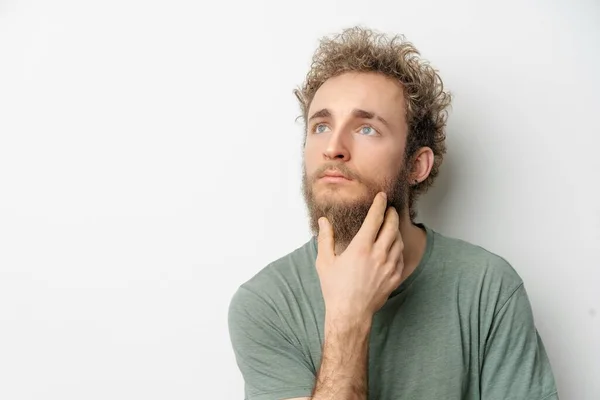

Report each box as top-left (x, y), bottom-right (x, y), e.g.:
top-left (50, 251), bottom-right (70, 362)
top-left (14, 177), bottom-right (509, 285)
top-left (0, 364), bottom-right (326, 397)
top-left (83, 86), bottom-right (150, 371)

top-left (228, 224), bottom-right (559, 400)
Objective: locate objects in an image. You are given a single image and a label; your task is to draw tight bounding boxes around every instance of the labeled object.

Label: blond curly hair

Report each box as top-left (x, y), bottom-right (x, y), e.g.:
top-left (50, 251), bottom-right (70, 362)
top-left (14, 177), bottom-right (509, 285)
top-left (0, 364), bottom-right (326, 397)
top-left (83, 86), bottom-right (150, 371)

top-left (294, 26), bottom-right (452, 220)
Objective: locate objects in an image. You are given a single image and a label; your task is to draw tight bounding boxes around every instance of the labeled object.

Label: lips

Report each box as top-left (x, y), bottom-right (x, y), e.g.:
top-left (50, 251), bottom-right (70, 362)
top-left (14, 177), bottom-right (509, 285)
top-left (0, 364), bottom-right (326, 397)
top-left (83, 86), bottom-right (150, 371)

top-left (320, 170), bottom-right (351, 180)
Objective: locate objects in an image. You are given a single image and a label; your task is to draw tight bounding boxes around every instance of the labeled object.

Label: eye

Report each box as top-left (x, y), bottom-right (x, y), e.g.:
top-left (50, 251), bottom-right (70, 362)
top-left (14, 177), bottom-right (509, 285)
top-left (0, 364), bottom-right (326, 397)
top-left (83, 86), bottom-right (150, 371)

top-left (312, 123), bottom-right (330, 134)
top-left (359, 125), bottom-right (378, 136)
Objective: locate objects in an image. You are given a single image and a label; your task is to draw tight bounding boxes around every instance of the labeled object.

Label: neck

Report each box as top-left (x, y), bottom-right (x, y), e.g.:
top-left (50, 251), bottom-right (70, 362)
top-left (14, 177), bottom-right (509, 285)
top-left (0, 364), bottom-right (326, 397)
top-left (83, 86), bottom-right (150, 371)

top-left (397, 216), bottom-right (427, 281)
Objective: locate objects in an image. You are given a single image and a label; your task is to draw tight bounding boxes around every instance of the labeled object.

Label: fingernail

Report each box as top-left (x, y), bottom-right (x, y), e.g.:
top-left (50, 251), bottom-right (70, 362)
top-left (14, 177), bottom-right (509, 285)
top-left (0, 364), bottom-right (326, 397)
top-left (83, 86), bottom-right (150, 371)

top-left (318, 218), bottom-right (323, 229)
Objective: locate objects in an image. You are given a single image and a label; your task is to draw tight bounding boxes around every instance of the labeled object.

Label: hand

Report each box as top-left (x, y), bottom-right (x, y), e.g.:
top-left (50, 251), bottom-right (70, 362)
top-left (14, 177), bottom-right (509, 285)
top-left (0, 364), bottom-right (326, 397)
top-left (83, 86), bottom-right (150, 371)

top-left (316, 192), bottom-right (405, 325)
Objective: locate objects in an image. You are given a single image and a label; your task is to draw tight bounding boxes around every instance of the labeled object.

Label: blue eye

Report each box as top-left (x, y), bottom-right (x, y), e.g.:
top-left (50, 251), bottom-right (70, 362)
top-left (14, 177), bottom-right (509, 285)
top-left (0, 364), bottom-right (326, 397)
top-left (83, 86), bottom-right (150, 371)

top-left (314, 123), bottom-right (330, 134)
top-left (360, 126), bottom-right (377, 135)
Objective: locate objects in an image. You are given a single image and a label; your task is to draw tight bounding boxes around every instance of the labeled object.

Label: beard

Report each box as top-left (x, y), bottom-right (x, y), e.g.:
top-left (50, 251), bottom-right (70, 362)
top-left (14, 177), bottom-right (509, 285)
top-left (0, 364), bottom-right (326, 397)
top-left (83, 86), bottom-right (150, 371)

top-left (302, 160), bottom-right (410, 251)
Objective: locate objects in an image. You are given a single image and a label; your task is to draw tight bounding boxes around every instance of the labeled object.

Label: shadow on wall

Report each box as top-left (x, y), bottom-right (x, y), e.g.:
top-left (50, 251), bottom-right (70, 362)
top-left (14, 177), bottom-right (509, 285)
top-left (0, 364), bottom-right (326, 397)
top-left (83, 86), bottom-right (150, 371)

top-left (414, 114), bottom-right (481, 233)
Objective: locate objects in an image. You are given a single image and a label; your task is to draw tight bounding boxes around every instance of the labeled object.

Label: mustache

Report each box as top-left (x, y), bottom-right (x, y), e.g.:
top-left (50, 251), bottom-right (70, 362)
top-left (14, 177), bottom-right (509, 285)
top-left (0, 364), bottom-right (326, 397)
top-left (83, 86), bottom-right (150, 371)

top-left (312, 163), bottom-right (361, 182)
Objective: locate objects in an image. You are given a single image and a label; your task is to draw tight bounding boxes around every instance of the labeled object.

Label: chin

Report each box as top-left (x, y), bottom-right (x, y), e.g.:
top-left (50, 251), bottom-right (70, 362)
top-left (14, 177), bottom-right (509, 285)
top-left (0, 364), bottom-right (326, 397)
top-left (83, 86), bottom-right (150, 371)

top-left (314, 185), bottom-right (368, 203)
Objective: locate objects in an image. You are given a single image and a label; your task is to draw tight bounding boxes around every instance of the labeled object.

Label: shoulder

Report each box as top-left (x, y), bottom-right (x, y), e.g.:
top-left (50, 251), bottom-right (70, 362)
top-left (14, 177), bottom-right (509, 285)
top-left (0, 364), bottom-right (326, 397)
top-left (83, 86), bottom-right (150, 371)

top-left (428, 228), bottom-right (524, 309)
top-left (431, 229), bottom-right (521, 281)
top-left (228, 236), bottom-right (318, 319)
top-left (239, 237), bottom-right (317, 296)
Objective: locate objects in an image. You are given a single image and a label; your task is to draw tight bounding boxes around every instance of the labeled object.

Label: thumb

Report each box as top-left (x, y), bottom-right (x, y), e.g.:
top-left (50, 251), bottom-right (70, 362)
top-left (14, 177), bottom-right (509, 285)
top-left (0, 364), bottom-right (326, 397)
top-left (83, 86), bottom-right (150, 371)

top-left (317, 217), bottom-right (335, 263)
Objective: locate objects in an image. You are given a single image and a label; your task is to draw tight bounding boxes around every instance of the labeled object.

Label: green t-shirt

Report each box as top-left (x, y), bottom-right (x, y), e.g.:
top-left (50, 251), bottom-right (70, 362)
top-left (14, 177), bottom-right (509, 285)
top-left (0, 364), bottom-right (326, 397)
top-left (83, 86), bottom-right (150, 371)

top-left (228, 225), bottom-right (559, 400)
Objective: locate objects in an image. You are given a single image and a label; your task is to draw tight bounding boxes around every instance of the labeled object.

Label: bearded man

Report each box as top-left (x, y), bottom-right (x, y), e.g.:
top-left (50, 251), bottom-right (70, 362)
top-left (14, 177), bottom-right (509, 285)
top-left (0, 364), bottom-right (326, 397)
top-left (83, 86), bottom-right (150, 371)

top-left (228, 26), bottom-right (558, 400)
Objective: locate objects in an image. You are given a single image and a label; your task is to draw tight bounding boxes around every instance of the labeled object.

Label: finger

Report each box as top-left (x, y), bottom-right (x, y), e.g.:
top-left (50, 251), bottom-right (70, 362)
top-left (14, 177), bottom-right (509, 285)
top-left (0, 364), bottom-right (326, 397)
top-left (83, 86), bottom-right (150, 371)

top-left (375, 206), bottom-right (400, 253)
top-left (354, 192), bottom-right (388, 244)
top-left (387, 231), bottom-right (405, 274)
top-left (316, 217), bottom-right (335, 263)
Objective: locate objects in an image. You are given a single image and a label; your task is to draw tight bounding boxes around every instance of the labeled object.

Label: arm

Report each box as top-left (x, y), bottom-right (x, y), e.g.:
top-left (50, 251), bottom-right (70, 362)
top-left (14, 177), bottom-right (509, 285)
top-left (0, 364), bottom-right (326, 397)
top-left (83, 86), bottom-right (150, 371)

top-left (229, 295), bottom-right (373, 400)
top-left (481, 283), bottom-right (559, 399)
top-left (284, 317), bottom-right (372, 400)
top-left (228, 286), bottom-right (316, 400)
top-left (310, 316), bottom-right (372, 399)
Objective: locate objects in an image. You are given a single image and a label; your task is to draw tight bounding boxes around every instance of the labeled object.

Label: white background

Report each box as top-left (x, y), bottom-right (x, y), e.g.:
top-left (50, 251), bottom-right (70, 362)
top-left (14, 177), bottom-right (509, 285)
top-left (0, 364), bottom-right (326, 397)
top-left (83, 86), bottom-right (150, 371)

top-left (1, 0), bottom-right (598, 399)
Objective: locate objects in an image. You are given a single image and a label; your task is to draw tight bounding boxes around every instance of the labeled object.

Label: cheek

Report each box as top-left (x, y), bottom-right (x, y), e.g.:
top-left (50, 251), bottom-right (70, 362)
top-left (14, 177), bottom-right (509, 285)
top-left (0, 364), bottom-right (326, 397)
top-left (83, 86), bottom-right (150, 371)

top-left (303, 142), bottom-right (321, 173)
top-left (354, 149), bottom-right (402, 180)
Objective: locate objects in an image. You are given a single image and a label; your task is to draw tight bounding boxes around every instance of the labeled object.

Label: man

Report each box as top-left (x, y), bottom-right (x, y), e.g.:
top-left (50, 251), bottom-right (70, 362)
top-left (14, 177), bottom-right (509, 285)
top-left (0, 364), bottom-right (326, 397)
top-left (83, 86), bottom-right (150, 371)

top-left (228, 26), bottom-right (558, 400)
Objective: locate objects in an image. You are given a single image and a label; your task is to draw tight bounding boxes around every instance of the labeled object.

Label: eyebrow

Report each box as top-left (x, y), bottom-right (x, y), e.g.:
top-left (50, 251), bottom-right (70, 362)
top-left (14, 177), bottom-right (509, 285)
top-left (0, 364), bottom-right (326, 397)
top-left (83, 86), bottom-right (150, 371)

top-left (308, 108), bottom-right (392, 129)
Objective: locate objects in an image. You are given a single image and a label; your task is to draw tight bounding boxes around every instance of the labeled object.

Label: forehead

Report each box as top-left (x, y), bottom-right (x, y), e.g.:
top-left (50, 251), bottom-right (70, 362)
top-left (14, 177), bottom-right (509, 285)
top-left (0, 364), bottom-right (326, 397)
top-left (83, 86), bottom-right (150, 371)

top-left (308, 72), bottom-right (406, 125)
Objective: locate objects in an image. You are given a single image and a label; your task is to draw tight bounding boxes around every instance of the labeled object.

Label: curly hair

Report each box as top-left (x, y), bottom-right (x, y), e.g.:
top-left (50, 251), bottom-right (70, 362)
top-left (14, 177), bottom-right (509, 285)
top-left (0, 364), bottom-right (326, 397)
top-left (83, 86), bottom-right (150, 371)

top-left (294, 26), bottom-right (452, 221)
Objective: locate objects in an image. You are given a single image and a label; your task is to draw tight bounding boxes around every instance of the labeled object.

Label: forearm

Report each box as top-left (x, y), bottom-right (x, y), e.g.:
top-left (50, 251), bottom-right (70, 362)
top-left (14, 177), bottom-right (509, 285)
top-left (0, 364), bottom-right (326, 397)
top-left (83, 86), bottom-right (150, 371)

top-left (311, 314), bottom-right (372, 400)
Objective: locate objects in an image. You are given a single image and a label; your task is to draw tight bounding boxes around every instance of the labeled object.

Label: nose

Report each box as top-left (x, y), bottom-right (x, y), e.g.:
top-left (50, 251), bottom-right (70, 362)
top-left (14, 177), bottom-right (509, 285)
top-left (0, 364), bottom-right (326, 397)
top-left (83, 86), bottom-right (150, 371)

top-left (323, 129), bottom-right (350, 161)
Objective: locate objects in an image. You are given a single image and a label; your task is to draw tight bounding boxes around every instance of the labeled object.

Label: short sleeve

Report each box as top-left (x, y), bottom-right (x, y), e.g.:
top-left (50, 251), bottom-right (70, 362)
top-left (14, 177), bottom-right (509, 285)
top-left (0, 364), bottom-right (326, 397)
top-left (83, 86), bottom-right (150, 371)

top-left (481, 284), bottom-right (559, 399)
top-left (228, 286), bottom-right (315, 400)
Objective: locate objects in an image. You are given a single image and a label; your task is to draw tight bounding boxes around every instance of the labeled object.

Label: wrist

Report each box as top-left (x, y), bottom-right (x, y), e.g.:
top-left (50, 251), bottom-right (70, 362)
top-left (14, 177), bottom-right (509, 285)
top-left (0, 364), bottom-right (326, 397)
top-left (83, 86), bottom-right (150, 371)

top-left (324, 310), bottom-right (373, 335)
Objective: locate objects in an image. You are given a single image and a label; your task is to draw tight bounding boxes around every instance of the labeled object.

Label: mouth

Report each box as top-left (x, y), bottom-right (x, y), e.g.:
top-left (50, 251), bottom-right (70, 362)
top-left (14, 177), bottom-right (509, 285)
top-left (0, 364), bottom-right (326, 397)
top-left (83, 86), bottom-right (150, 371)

top-left (319, 170), bottom-right (352, 183)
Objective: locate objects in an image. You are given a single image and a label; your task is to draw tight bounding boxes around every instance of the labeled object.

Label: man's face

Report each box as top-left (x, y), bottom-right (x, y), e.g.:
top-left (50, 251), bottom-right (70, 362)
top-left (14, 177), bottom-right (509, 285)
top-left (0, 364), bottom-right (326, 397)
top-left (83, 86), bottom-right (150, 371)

top-left (302, 71), bottom-right (410, 248)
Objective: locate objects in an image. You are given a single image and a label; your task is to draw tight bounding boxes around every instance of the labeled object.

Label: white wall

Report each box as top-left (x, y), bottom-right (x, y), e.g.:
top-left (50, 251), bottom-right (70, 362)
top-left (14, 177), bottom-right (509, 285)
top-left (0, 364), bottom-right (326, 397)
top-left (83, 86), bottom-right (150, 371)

top-left (0, 0), bottom-right (598, 398)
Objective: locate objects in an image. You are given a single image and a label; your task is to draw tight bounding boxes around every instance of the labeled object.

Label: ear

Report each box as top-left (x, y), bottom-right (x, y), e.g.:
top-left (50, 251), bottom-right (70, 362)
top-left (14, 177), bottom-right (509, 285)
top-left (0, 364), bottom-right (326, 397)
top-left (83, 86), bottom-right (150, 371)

top-left (408, 147), bottom-right (434, 185)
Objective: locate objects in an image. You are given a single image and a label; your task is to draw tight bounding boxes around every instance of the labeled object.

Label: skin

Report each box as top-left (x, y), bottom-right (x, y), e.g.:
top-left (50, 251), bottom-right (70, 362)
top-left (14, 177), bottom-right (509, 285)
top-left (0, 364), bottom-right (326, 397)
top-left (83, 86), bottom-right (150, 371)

top-left (292, 71), bottom-right (435, 400)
